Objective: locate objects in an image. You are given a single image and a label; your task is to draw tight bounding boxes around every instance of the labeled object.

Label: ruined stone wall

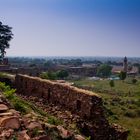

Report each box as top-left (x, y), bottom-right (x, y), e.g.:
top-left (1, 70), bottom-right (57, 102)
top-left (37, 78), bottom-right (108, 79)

top-left (15, 74), bottom-right (128, 140)
top-left (15, 74), bottom-right (103, 120)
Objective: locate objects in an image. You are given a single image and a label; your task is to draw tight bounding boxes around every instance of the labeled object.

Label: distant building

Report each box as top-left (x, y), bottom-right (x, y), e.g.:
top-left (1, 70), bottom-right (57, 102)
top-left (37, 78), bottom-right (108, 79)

top-left (123, 56), bottom-right (128, 72)
top-left (67, 66), bottom-right (97, 77)
top-left (112, 57), bottom-right (139, 76)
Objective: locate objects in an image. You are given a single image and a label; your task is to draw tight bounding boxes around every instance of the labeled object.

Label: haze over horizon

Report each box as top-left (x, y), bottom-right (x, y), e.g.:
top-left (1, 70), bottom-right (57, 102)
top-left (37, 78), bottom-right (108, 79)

top-left (0, 0), bottom-right (140, 57)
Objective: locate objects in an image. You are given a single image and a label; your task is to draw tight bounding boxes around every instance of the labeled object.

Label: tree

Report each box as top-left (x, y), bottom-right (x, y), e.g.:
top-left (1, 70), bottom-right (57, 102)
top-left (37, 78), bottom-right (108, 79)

top-left (109, 80), bottom-right (115, 88)
top-left (29, 63), bottom-right (36, 67)
top-left (97, 64), bottom-right (112, 77)
top-left (56, 70), bottom-right (69, 79)
top-left (132, 78), bottom-right (137, 84)
top-left (44, 60), bottom-right (55, 70)
top-left (40, 71), bottom-right (57, 80)
top-left (0, 21), bottom-right (13, 61)
top-left (119, 71), bottom-right (126, 81)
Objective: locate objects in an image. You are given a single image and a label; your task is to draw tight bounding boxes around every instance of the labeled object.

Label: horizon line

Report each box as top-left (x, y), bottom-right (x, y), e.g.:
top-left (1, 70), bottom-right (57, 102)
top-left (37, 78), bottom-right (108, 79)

top-left (6, 55), bottom-right (140, 58)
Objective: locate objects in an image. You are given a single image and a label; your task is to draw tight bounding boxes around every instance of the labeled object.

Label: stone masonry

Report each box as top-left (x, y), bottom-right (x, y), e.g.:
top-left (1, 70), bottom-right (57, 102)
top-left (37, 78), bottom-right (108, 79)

top-left (15, 74), bottom-right (128, 140)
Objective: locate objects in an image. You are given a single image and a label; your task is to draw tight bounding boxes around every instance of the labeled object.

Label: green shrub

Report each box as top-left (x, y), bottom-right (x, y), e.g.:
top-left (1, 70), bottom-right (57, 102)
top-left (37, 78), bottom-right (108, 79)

top-left (56, 70), bottom-right (69, 79)
top-left (109, 80), bottom-right (115, 88)
top-left (124, 111), bottom-right (137, 118)
top-left (0, 82), bottom-right (11, 92)
top-left (132, 79), bottom-right (137, 84)
top-left (40, 72), bottom-right (57, 80)
top-left (47, 116), bottom-right (63, 125)
top-left (31, 128), bottom-right (40, 137)
top-left (4, 89), bottom-right (16, 99)
top-left (0, 82), bottom-right (16, 99)
top-left (85, 136), bottom-right (91, 140)
top-left (136, 109), bottom-right (140, 117)
top-left (13, 101), bottom-right (28, 114)
top-left (119, 71), bottom-right (127, 81)
top-left (0, 72), bottom-right (8, 78)
top-left (104, 106), bottom-right (115, 117)
top-left (132, 99), bottom-right (140, 107)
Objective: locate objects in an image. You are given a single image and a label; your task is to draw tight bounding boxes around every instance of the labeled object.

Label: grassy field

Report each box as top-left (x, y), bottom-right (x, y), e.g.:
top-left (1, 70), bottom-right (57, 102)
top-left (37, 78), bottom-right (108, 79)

top-left (71, 78), bottom-right (140, 140)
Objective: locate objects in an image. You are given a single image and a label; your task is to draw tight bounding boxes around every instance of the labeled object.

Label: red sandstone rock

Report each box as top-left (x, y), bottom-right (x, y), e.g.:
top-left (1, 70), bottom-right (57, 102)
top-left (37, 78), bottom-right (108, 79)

top-left (17, 130), bottom-right (30, 140)
top-left (22, 116), bottom-right (31, 126)
top-left (45, 123), bottom-right (56, 129)
top-left (0, 112), bottom-right (13, 116)
top-left (0, 116), bottom-right (20, 129)
top-left (0, 104), bottom-right (8, 112)
top-left (57, 125), bottom-right (73, 139)
top-left (26, 121), bottom-right (42, 130)
top-left (9, 109), bottom-right (21, 117)
top-left (74, 135), bottom-right (85, 140)
top-left (0, 129), bottom-right (14, 139)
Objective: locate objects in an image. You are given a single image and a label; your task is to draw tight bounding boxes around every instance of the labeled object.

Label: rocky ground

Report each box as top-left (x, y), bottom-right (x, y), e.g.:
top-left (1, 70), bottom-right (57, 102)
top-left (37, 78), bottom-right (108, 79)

top-left (18, 95), bottom-right (82, 129)
top-left (18, 94), bottom-right (128, 140)
top-left (0, 92), bottom-right (86, 140)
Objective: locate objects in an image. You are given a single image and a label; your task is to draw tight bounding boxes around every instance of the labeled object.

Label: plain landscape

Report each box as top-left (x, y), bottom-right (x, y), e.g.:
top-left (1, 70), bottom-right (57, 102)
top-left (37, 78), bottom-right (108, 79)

top-left (0, 0), bottom-right (140, 139)
top-left (0, 56), bottom-right (140, 139)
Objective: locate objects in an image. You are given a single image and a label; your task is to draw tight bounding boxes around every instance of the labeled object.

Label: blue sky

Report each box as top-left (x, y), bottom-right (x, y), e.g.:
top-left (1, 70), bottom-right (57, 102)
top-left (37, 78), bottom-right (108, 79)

top-left (0, 0), bottom-right (140, 57)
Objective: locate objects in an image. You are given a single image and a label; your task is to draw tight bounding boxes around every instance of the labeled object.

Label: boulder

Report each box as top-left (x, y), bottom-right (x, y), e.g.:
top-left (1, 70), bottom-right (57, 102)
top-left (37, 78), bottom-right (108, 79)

top-left (26, 121), bottom-right (42, 130)
top-left (45, 123), bottom-right (56, 130)
top-left (9, 109), bottom-right (21, 117)
top-left (0, 104), bottom-right (8, 112)
top-left (17, 130), bottom-right (30, 140)
top-left (0, 116), bottom-right (20, 129)
top-left (57, 125), bottom-right (73, 139)
top-left (0, 129), bottom-right (14, 139)
top-left (74, 135), bottom-right (85, 140)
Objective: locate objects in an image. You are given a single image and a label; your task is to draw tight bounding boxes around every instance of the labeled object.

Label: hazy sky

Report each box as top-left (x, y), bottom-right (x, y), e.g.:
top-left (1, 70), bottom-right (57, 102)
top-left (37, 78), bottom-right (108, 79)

top-left (0, 0), bottom-right (140, 57)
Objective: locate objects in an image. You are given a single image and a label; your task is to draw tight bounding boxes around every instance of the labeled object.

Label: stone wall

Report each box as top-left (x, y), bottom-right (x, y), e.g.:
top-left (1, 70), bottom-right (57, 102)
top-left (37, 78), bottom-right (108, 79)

top-left (15, 74), bottom-right (103, 120)
top-left (15, 74), bottom-right (128, 140)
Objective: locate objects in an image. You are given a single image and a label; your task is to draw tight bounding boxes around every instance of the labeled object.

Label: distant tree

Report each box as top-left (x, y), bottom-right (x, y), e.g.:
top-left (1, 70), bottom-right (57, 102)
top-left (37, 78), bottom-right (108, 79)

top-left (132, 78), bottom-right (137, 84)
top-left (47, 71), bottom-right (57, 80)
top-left (44, 60), bottom-right (55, 69)
top-left (40, 71), bottom-right (57, 80)
top-left (40, 70), bottom-right (69, 80)
top-left (56, 70), bottom-right (69, 79)
top-left (72, 59), bottom-right (82, 66)
top-left (109, 80), bottom-right (115, 88)
top-left (119, 71), bottom-right (126, 81)
top-left (29, 63), bottom-right (36, 67)
top-left (0, 21), bottom-right (13, 61)
top-left (133, 63), bottom-right (140, 67)
top-left (97, 64), bottom-right (112, 77)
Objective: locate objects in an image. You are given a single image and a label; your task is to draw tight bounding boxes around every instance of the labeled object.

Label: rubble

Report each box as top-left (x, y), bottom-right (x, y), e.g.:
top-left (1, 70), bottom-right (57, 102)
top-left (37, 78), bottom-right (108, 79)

top-left (0, 92), bottom-right (86, 140)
